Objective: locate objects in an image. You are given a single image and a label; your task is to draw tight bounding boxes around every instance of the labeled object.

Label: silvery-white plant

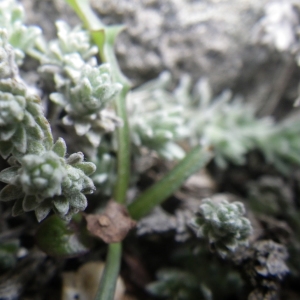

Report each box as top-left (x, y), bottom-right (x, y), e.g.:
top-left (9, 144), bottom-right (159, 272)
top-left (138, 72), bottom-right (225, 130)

top-left (30, 20), bottom-right (123, 148)
top-left (131, 71), bottom-right (300, 172)
top-left (0, 0), bottom-right (41, 65)
top-left (0, 21), bottom-right (96, 222)
top-left (190, 198), bottom-right (252, 257)
top-left (127, 72), bottom-right (188, 160)
top-left (0, 30), bottom-right (51, 159)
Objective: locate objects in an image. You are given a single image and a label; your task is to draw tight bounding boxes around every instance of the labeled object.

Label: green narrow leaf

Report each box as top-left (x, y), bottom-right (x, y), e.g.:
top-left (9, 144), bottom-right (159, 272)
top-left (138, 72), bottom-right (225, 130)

top-left (35, 214), bottom-right (93, 257)
top-left (0, 167), bottom-right (19, 184)
top-left (52, 137), bottom-right (67, 158)
top-left (0, 185), bottom-right (23, 202)
top-left (128, 145), bottom-right (213, 220)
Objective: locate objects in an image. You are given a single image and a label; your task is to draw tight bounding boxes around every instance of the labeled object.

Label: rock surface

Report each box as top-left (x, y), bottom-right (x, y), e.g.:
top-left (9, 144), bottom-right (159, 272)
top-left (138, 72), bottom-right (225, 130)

top-left (21, 0), bottom-right (300, 115)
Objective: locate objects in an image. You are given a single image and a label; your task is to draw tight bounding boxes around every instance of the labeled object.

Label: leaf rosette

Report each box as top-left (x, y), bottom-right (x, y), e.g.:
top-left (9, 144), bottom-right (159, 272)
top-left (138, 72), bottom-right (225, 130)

top-left (0, 138), bottom-right (96, 222)
top-left (51, 64), bottom-right (122, 146)
top-left (190, 198), bottom-right (252, 257)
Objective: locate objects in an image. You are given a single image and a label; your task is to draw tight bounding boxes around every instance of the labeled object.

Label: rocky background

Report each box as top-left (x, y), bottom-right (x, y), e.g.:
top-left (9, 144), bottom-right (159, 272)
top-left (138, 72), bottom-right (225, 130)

top-left (21, 0), bottom-right (300, 118)
top-left (3, 1), bottom-right (300, 299)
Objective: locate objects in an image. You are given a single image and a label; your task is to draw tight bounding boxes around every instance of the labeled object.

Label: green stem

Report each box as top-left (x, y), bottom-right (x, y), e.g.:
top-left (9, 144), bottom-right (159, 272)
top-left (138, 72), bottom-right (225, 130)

top-left (65, 2), bottom-right (129, 300)
top-left (113, 87), bottom-right (131, 203)
top-left (65, 1), bottom-right (131, 205)
top-left (65, 0), bottom-right (102, 28)
top-left (99, 26), bottom-right (131, 204)
top-left (95, 243), bottom-right (122, 300)
top-left (128, 145), bottom-right (213, 220)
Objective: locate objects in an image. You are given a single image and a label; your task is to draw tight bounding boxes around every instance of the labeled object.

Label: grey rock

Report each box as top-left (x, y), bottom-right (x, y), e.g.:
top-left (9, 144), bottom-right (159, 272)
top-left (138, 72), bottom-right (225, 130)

top-left (19, 0), bottom-right (300, 115)
top-left (91, 0), bottom-right (298, 115)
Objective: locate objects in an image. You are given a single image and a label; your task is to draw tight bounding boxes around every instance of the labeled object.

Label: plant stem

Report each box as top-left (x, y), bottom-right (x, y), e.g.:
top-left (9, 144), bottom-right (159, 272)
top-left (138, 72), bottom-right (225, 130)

top-left (65, 1), bottom-right (131, 205)
top-left (113, 87), bottom-right (131, 203)
top-left (128, 145), bottom-right (213, 220)
top-left (99, 26), bottom-right (131, 204)
top-left (95, 243), bottom-right (122, 300)
top-left (65, 2), bottom-right (130, 300)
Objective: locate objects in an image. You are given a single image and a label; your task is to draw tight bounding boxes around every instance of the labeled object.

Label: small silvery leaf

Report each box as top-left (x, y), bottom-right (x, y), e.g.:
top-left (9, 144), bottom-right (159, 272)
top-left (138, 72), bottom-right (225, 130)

top-left (12, 197), bottom-right (24, 217)
top-left (73, 162), bottom-right (96, 176)
top-left (66, 152), bottom-right (84, 165)
top-left (85, 130), bottom-right (101, 148)
top-left (11, 123), bottom-right (26, 153)
top-left (52, 137), bottom-right (67, 158)
top-left (7, 156), bottom-right (20, 167)
top-left (81, 176), bottom-right (96, 194)
top-left (0, 184), bottom-right (23, 202)
top-left (49, 92), bottom-right (66, 106)
top-left (0, 166), bottom-right (19, 184)
top-left (53, 196), bottom-right (69, 216)
top-left (74, 122), bottom-right (91, 136)
top-left (1, 126), bottom-right (17, 141)
top-left (68, 193), bottom-right (87, 210)
top-left (35, 201), bottom-right (52, 222)
top-left (0, 141), bottom-right (13, 158)
top-left (22, 194), bottom-right (39, 212)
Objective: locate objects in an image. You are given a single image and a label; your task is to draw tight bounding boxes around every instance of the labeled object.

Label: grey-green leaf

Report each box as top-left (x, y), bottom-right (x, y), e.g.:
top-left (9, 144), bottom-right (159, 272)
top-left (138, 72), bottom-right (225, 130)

top-left (66, 152), bottom-right (84, 165)
top-left (12, 198), bottom-right (25, 217)
top-left (52, 137), bottom-right (67, 157)
top-left (68, 193), bottom-right (87, 210)
top-left (53, 196), bottom-right (69, 216)
top-left (0, 185), bottom-right (23, 202)
top-left (73, 162), bottom-right (96, 176)
top-left (0, 141), bottom-right (13, 159)
top-left (12, 125), bottom-right (27, 153)
top-left (0, 167), bottom-right (19, 184)
top-left (49, 93), bottom-right (66, 106)
top-left (35, 214), bottom-right (93, 257)
top-left (23, 195), bottom-right (39, 212)
top-left (35, 202), bottom-right (52, 222)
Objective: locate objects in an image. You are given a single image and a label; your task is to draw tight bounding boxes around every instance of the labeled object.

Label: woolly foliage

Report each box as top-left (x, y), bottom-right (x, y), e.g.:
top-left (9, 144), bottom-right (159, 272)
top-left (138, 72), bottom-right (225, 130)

top-left (128, 72), bottom-right (188, 160)
top-left (190, 198), bottom-right (252, 257)
top-left (0, 138), bottom-right (96, 222)
top-left (0, 0), bottom-right (41, 65)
